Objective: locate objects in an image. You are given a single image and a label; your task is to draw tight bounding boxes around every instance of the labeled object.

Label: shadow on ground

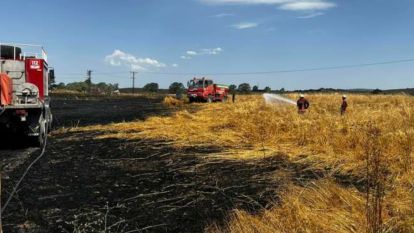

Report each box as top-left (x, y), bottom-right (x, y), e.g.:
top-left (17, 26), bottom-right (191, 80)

top-left (0, 134), bottom-right (34, 150)
top-left (2, 129), bottom-right (301, 233)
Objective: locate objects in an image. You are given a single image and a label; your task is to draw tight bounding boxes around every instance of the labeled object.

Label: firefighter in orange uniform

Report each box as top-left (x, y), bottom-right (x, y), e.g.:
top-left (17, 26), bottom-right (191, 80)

top-left (297, 94), bottom-right (310, 114)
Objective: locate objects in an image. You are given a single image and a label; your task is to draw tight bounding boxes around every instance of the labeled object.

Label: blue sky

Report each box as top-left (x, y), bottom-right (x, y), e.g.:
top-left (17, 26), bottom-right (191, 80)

top-left (2, 0), bottom-right (414, 90)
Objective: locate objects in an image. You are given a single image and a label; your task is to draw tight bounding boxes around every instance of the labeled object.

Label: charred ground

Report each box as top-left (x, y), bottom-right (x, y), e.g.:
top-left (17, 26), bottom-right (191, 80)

top-left (0, 95), bottom-right (314, 233)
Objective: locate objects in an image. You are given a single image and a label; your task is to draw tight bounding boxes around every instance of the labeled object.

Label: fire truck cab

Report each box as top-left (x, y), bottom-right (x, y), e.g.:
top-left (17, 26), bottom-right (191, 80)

top-left (0, 43), bottom-right (53, 147)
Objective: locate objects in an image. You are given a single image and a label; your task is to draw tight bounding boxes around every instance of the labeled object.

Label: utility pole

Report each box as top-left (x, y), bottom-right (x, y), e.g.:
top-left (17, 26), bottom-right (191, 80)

top-left (86, 70), bottom-right (92, 94)
top-left (131, 71), bottom-right (137, 94)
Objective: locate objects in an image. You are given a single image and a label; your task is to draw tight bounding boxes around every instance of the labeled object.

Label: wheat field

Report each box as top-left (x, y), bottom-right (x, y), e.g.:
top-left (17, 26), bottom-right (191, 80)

top-left (74, 93), bottom-right (414, 232)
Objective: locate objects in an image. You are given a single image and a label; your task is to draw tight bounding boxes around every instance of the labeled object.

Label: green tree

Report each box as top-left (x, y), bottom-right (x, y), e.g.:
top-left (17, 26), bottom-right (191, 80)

top-left (96, 82), bottom-right (108, 92)
top-left (66, 81), bottom-right (89, 92)
top-left (264, 86), bottom-right (271, 92)
top-left (114, 83), bottom-right (119, 91)
top-left (238, 83), bottom-right (251, 93)
top-left (54, 82), bottom-right (66, 89)
top-left (372, 89), bottom-right (382, 95)
top-left (143, 83), bottom-right (159, 92)
top-left (279, 88), bottom-right (285, 93)
top-left (229, 84), bottom-right (237, 92)
top-left (169, 82), bottom-right (185, 94)
top-left (252, 85), bottom-right (259, 92)
top-left (63, 81), bottom-right (118, 94)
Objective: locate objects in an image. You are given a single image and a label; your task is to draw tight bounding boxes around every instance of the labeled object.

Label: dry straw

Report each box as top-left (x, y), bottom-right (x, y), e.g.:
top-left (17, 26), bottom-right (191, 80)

top-left (72, 94), bottom-right (414, 232)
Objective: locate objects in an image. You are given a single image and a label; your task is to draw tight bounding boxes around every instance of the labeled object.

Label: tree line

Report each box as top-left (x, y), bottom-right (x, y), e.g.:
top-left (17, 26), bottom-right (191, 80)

top-left (52, 81), bottom-right (119, 95)
top-left (52, 80), bottom-right (286, 94)
top-left (142, 82), bottom-right (283, 94)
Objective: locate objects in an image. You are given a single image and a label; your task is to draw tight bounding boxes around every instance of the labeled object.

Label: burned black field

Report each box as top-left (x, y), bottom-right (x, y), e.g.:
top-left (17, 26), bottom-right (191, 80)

top-left (0, 95), bottom-right (299, 233)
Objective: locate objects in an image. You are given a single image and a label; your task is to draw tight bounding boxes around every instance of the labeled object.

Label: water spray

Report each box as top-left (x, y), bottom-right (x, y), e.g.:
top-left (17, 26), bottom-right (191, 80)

top-left (263, 93), bottom-right (296, 106)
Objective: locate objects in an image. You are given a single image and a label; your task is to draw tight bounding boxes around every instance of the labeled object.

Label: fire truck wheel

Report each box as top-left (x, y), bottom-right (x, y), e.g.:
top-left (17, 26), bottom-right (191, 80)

top-left (0, 45), bottom-right (22, 59)
top-left (30, 120), bottom-right (46, 147)
top-left (189, 97), bottom-right (195, 103)
top-left (207, 96), bottom-right (213, 103)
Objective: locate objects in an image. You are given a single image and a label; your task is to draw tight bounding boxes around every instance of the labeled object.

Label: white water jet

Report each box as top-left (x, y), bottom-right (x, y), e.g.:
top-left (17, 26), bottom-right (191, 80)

top-left (263, 93), bottom-right (296, 106)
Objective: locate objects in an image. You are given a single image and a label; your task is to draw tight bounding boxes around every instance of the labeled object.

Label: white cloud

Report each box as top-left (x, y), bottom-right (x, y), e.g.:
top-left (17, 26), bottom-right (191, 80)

top-left (200, 0), bottom-right (337, 12)
top-left (201, 47), bottom-right (223, 55)
top-left (279, 1), bottom-right (336, 11)
top-left (172, 63), bottom-right (179, 67)
top-left (297, 12), bottom-right (325, 19)
top-left (210, 13), bottom-right (235, 18)
top-left (201, 0), bottom-right (290, 5)
top-left (186, 50), bottom-right (198, 55)
top-left (105, 50), bottom-right (166, 71)
top-left (181, 55), bottom-right (192, 60)
top-left (231, 22), bottom-right (258, 29)
top-left (181, 47), bottom-right (223, 59)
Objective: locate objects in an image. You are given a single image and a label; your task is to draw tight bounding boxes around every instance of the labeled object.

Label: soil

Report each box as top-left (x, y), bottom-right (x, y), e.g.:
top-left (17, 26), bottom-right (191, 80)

top-left (0, 95), bottom-right (315, 233)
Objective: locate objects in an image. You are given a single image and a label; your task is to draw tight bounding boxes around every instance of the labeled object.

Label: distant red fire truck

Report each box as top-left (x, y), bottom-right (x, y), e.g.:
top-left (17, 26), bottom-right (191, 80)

top-left (0, 43), bottom-right (53, 146)
top-left (187, 77), bottom-right (229, 103)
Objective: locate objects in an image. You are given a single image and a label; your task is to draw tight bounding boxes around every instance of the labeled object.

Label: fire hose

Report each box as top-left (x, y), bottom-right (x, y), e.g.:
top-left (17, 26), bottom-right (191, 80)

top-left (1, 101), bottom-right (49, 214)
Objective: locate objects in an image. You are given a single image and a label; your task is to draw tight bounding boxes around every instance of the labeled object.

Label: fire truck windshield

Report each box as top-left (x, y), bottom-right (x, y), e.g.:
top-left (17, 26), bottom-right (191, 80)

top-left (189, 80), bottom-right (205, 88)
top-left (189, 79), bottom-right (213, 88)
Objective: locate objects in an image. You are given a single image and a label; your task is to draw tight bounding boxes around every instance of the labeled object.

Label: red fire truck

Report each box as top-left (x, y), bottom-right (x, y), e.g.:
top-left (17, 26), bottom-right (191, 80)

top-left (187, 77), bottom-right (229, 103)
top-left (0, 43), bottom-right (53, 146)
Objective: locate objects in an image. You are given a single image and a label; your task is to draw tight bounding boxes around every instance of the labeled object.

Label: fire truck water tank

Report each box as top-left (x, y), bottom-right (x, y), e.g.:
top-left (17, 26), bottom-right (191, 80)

top-left (25, 58), bottom-right (47, 100)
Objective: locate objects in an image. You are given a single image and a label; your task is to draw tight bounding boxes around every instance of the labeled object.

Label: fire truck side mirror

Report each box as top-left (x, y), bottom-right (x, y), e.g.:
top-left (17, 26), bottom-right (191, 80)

top-left (49, 69), bottom-right (55, 85)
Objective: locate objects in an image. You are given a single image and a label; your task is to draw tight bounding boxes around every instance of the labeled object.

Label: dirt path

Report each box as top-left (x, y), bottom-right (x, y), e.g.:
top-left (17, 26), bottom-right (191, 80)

top-left (0, 95), bottom-right (307, 233)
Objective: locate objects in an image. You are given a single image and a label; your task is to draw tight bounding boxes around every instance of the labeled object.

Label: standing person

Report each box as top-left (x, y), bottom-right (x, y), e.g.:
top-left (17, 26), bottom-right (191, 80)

top-left (297, 94), bottom-right (310, 114)
top-left (232, 92), bottom-right (236, 103)
top-left (341, 95), bottom-right (348, 115)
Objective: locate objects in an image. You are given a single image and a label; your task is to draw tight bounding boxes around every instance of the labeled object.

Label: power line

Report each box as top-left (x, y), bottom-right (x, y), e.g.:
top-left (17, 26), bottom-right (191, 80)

top-left (139, 58), bottom-right (414, 76)
top-left (56, 57), bottom-right (414, 77)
